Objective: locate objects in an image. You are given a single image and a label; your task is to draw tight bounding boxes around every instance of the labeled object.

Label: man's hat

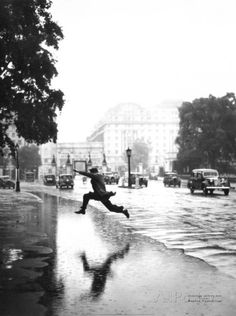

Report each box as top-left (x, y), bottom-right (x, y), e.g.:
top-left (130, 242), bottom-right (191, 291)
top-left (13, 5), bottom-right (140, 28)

top-left (90, 167), bottom-right (98, 173)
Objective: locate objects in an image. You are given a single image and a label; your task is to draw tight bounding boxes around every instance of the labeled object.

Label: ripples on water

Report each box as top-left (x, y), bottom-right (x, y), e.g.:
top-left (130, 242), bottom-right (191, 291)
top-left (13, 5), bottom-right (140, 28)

top-left (111, 181), bottom-right (236, 279)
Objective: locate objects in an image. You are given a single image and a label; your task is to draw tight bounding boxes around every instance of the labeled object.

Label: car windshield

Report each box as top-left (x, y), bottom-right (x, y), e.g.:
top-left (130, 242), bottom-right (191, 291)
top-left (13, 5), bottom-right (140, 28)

top-left (61, 175), bottom-right (72, 180)
top-left (203, 171), bottom-right (218, 177)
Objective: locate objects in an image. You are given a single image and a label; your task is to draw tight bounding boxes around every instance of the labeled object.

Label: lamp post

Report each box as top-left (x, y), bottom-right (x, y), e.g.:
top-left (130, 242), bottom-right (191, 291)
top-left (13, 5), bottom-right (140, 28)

top-left (15, 144), bottom-right (20, 192)
top-left (126, 147), bottom-right (132, 188)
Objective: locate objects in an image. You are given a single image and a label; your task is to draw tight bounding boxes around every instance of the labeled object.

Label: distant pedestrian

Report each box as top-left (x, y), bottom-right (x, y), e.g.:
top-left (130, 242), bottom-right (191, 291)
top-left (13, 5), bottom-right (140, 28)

top-left (73, 167), bottom-right (130, 218)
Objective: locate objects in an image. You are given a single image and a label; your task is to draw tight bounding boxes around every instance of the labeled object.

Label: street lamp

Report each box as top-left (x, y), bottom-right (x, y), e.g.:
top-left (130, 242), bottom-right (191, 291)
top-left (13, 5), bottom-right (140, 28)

top-left (126, 147), bottom-right (132, 188)
top-left (15, 144), bottom-right (20, 192)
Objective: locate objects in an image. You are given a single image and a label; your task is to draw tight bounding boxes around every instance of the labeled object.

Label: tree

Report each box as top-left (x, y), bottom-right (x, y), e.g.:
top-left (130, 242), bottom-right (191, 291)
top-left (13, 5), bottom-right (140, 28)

top-left (124, 140), bottom-right (150, 171)
top-left (175, 93), bottom-right (236, 171)
top-left (12, 145), bottom-right (41, 173)
top-left (0, 0), bottom-right (64, 155)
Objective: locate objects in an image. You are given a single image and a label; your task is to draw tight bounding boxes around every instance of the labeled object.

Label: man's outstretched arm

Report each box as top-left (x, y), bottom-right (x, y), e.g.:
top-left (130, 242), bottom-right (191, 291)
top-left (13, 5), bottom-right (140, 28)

top-left (73, 169), bottom-right (95, 179)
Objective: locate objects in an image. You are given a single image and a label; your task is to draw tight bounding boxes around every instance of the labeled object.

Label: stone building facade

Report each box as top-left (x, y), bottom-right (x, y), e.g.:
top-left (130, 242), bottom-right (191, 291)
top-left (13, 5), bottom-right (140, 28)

top-left (87, 102), bottom-right (181, 172)
top-left (3, 101), bottom-right (181, 178)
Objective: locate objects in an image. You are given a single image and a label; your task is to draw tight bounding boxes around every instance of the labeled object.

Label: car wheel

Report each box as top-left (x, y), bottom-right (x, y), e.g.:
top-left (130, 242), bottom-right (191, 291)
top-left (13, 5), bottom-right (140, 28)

top-left (203, 188), bottom-right (208, 195)
top-left (190, 188), bottom-right (194, 194)
top-left (224, 189), bottom-right (229, 196)
top-left (71, 185), bottom-right (74, 189)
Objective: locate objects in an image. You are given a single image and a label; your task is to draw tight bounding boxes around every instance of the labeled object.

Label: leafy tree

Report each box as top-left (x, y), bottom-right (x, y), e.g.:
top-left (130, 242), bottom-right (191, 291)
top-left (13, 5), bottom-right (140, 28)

top-left (12, 145), bottom-right (41, 173)
top-left (176, 93), bottom-right (236, 171)
top-left (0, 0), bottom-right (64, 155)
top-left (124, 140), bottom-right (150, 171)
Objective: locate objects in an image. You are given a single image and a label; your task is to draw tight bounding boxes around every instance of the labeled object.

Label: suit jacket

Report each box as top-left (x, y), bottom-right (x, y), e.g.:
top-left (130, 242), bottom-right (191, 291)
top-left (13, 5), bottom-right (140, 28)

top-left (79, 171), bottom-right (107, 197)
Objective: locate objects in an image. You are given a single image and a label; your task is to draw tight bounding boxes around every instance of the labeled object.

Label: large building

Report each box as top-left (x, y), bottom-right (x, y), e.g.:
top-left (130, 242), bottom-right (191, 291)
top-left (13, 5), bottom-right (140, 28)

top-left (87, 102), bottom-right (181, 172)
top-left (3, 101), bottom-right (181, 178)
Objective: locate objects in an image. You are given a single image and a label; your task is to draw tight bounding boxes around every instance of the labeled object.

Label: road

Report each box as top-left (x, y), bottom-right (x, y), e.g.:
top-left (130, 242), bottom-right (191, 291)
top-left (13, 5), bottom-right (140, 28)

top-left (24, 177), bottom-right (236, 279)
top-left (1, 180), bottom-right (236, 316)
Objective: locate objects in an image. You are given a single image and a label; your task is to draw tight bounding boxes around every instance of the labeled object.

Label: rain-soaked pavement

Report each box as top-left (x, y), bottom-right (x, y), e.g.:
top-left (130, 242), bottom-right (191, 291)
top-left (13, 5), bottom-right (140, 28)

top-left (26, 177), bottom-right (236, 279)
top-left (1, 179), bottom-right (236, 316)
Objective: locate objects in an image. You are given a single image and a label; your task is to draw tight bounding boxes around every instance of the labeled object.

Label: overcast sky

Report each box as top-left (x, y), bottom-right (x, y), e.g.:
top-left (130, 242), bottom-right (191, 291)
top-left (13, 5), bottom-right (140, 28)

top-left (51, 0), bottom-right (236, 143)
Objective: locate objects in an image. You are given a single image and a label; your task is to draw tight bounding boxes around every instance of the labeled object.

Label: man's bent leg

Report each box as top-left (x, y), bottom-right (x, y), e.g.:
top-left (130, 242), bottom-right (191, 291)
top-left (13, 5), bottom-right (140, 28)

top-left (75, 192), bottom-right (98, 214)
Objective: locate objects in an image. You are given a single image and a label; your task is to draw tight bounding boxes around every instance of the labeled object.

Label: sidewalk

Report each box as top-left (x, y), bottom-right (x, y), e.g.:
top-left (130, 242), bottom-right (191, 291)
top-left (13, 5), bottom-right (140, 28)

top-left (0, 189), bottom-right (236, 316)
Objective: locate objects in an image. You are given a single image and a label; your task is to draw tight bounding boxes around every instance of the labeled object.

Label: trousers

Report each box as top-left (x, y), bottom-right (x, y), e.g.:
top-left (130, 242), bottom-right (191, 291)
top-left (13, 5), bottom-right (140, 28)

top-left (81, 192), bottom-right (123, 213)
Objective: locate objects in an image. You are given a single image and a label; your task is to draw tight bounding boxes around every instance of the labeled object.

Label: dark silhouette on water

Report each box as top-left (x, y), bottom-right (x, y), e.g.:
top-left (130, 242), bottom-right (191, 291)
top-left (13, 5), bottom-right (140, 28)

top-left (80, 244), bottom-right (130, 300)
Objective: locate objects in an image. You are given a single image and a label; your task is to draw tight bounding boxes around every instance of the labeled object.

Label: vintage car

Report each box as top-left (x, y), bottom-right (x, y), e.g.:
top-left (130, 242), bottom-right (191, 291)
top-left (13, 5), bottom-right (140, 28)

top-left (187, 168), bottom-right (230, 195)
top-left (131, 173), bottom-right (148, 187)
top-left (103, 172), bottom-right (119, 185)
top-left (56, 174), bottom-right (74, 189)
top-left (118, 172), bottom-right (148, 188)
top-left (43, 174), bottom-right (56, 186)
top-left (0, 176), bottom-right (15, 189)
top-left (119, 172), bottom-right (148, 187)
top-left (163, 172), bottom-right (181, 187)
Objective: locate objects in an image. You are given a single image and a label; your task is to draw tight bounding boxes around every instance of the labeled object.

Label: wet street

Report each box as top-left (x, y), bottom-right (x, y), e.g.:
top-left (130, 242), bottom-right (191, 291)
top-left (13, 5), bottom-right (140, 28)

top-left (1, 181), bottom-right (236, 316)
top-left (26, 178), bottom-right (236, 279)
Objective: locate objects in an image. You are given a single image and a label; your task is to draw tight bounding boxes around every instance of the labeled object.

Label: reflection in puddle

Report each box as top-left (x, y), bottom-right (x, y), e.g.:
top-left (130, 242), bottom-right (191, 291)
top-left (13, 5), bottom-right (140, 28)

top-left (47, 197), bottom-right (131, 315)
top-left (80, 244), bottom-right (130, 300)
top-left (5, 191), bottom-right (235, 316)
top-left (2, 248), bottom-right (23, 268)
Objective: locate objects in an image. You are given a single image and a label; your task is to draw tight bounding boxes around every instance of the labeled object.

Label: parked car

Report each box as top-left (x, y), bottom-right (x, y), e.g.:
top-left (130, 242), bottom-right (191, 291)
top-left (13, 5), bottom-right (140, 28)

top-left (132, 173), bottom-right (148, 187)
top-left (0, 176), bottom-right (15, 189)
top-left (56, 174), bottom-right (74, 189)
top-left (103, 172), bottom-right (119, 185)
top-left (163, 172), bottom-right (181, 187)
top-left (125, 173), bottom-right (148, 187)
top-left (118, 173), bottom-right (148, 187)
top-left (187, 168), bottom-right (230, 195)
top-left (43, 174), bottom-right (56, 186)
